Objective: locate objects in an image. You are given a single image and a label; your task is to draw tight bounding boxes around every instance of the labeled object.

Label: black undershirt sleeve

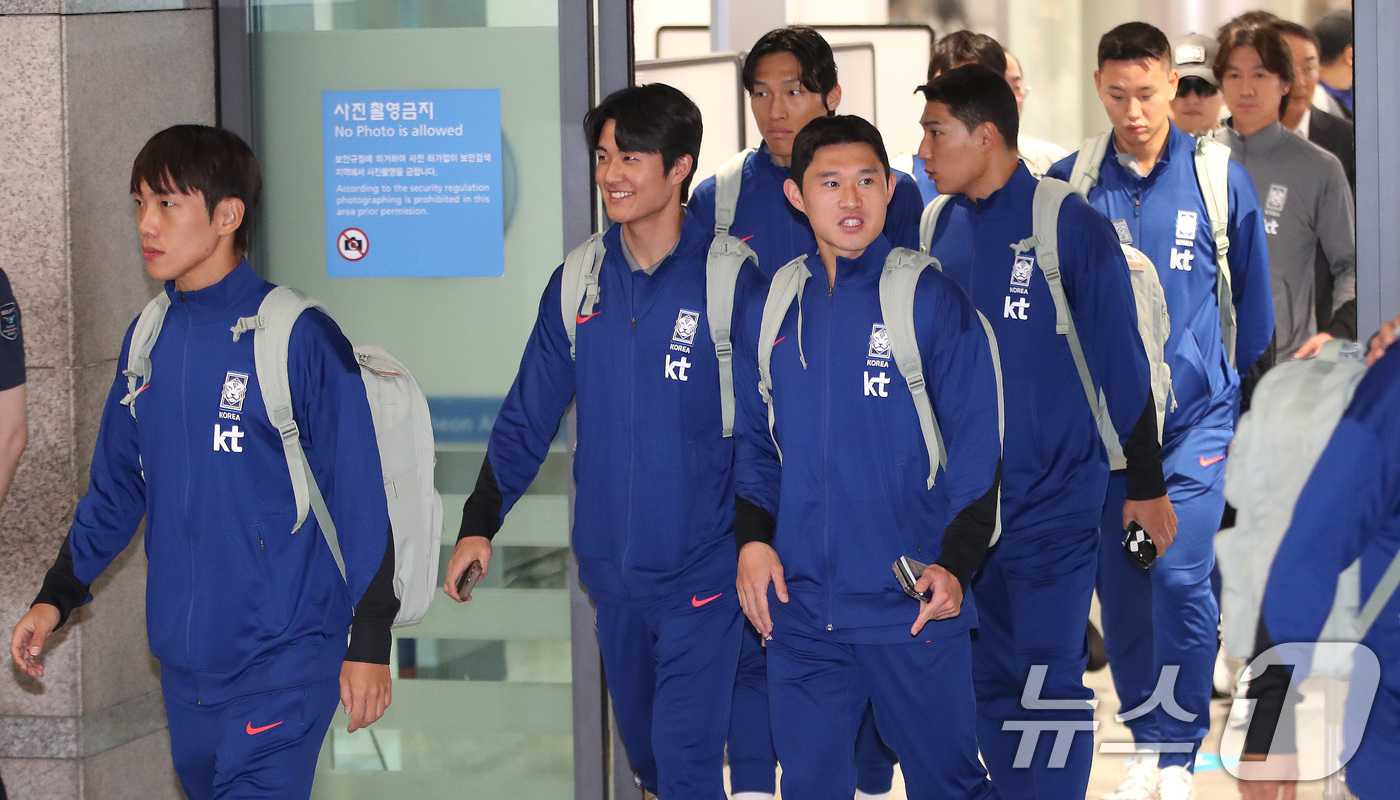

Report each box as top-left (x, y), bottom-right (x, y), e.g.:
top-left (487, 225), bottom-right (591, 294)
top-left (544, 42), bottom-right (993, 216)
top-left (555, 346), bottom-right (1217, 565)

top-left (1122, 393), bottom-right (1168, 501)
top-left (458, 456), bottom-right (505, 543)
top-left (32, 537), bottom-right (90, 629)
top-left (346, 525), bottom-right (399, 664)
top-left (1243, 616), bottom-right (1300, 756)
top-left (933, 461), bottom-right (1001, 591)
top-left (734, 495), bottom-right (777, 551)
top-left (1326, 298), bottom-right (1358, 342)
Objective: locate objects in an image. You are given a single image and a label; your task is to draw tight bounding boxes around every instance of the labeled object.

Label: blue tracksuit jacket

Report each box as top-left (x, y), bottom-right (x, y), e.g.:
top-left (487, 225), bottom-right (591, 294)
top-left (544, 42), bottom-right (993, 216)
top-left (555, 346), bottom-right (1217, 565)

top-left (1258, 347), bottom-right (1400, 800)
top-left (732, 235), bottom-right (1003, 642)
top-left (1048, 125), bottom-right (1274, 438)
top-left (460, 212), bottom-right (767, 601)
top-left (689, 143), bottom-right (925, 277)
top-left (926, 165), bottom-right (1153, 535)
top-left (36, 261), bottom-right (395, 704)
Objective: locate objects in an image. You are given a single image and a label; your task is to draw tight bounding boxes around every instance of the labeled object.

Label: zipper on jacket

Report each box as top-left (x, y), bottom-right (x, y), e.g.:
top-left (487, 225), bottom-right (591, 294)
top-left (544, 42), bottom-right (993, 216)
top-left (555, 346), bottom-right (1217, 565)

top-left (822, 283), bottom-right (834, 631)
top-left (180, 305), bottom-right (196, 665)
top-left (619, 280), bottom-right (638, 595)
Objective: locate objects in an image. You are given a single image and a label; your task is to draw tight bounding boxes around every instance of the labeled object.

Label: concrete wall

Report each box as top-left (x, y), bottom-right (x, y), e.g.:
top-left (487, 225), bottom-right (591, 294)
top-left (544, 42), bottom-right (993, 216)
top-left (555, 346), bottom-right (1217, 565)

top-left (0, 3), bottom-right (214, 797)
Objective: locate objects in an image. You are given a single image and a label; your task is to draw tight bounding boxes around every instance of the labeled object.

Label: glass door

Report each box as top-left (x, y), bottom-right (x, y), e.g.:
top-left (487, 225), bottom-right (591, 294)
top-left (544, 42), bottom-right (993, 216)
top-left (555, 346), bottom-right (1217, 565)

top-left (243, 2), bottom-right (606, 796)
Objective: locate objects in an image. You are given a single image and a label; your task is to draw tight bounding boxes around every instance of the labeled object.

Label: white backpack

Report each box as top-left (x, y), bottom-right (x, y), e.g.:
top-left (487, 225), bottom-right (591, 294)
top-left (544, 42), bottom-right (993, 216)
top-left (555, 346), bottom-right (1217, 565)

top-left (121, 287), bottom-right (442, 629)
top-left (919, 178), bottom-right (1173, 468)
top-left (1217, 340), bottom-right (1400, 677)
top-left (560, 158), bottom-right (760, 437)
top-left (755, 248), bottom-right (1005, 542)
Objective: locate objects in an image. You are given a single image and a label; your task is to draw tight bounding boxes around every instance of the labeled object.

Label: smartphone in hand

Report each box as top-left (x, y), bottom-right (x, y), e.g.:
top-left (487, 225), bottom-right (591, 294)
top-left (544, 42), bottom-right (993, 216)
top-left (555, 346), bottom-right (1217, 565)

top-left (1123, 523), bottom-right (1157, 569)
top-left (455, 560), bottom-right (483, 601)
top-left (893, 556), bottom-right (933, 603)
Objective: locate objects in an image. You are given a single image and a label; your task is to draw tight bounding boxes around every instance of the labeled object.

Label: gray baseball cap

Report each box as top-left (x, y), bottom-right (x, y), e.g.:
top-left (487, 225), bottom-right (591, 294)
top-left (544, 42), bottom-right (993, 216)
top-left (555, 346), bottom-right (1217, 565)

top-left (1173, 33), bottom-right (1219, 87)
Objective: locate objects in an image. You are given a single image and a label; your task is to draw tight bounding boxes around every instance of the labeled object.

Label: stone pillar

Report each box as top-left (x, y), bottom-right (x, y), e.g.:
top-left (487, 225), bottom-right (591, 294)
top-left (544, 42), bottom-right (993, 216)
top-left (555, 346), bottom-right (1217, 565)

top-left (0, 3), bottom-right (215, 797)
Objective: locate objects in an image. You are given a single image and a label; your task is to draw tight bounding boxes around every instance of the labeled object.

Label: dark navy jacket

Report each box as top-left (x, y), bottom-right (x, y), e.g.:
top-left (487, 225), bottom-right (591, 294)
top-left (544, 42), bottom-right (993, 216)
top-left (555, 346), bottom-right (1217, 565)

top-left (37, 262), bottom-right (396, 704)
top-left (689, 143), bottom-right (925, 277)
top-left (459, 212), bottom-right (767, 602)
top-left (1048, 125), bottom-right (1275, 439)
top-left (926, 165), bottom-right (1152, 536)
top-left (733, 235), bottom-right (1002, 643)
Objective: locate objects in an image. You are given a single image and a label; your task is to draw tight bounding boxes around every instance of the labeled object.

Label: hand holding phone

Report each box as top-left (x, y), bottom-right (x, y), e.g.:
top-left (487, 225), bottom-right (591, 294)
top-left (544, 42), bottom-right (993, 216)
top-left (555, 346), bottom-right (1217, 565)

top-left (893, 556), bottom-right (934, 603)
top-left (455, 560), bottom-right (483, 601)
top-left (1123, 522), bottom-right (1157, 569)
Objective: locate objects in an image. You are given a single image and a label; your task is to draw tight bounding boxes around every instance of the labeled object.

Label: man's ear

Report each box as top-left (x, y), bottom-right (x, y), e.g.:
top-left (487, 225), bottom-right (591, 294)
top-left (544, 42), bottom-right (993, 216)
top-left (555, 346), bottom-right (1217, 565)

top-left (885, 170), bottom-right (898, 204)
top-left (1093, 69), bottom-right (1103, 94)
top-left (668, 153), bottom-right (694, 188)
top-left (825, 83), bottom-right (843, 113)
top-left (213, 197), bottom-right (245, 237)
top-left (1167, 68), bottom-right (1181, 102)
top-left (783, 178), bottom-right (806, 215)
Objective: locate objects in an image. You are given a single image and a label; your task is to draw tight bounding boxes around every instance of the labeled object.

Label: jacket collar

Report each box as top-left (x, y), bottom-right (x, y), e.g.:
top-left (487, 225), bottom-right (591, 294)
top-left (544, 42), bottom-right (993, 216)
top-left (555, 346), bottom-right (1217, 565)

top-left (164, 259), bottom-right (268, 323)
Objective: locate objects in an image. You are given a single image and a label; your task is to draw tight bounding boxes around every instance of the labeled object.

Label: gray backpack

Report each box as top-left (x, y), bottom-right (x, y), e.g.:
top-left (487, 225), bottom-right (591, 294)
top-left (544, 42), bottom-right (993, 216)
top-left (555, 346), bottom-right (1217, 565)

top-left (121, 287), bottom-right (443, 629)
top-left (1218, 340), bottom-right (1400, 677)
top-left (919, 178), bottom-right (1172, 469)
top-left (754, 248), bottom-right (1004, 541)
top-left (559, 217), bottom-right (759, 437)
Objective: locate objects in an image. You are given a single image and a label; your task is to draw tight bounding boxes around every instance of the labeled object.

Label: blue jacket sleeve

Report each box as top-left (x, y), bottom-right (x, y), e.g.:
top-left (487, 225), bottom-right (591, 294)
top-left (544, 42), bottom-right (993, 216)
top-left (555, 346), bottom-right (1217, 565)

top-left (289, 310), bottom-right (399, 662)
top-left (1058, 196), bottom-right (1152, 441)
top-left (459, 267), bottom-right (578, 541)
top-left (732, 265), bottom-right (782, 545)
top-left (688, 175), bottom-right (719, 236)
top-left (885, 172), bottom-right (925, 251)
top-left (34, 323), bottom-right (147, 625)
top-left (1263, 350), bottom-right (1400, 645)
top-left (1225, 160), bottom-right (1275, 376)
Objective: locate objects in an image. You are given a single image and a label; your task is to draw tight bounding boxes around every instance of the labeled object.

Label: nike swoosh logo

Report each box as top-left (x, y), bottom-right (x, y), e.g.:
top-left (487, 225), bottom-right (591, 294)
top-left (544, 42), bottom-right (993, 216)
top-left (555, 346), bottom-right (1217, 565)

top-left (774, 336), bottom-right (786, 345)
top-left (1199, 455), bottom-right (1225, 467)
top-left (246, 721), bottom-right (284, 735)
top-left (576, 311), bottom-right (601, 324)
top-left (741, 235), bottom-right (755, 242)
top-left (691, 593), bottom-right (723, 607)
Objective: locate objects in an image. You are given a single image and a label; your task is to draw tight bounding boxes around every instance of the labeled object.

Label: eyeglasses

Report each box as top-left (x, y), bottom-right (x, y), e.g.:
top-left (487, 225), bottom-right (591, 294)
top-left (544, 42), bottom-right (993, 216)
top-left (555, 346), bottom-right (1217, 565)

top-left (1009, 79), bottom-right (1032, 101)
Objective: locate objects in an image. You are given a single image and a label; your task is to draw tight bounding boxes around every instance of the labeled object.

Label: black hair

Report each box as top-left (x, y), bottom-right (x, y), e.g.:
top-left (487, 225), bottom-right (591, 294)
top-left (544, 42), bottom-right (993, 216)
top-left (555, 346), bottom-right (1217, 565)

top-left (1097, 22), bottom-right (1172, 70)
top-left (788, 115), bottom-right (891, 187)
top-left (1272, 19), bottom-right (1321, 51)
top-left (584, 83), bottom-right (703, 198)
top-left (129, 125), bottom-right (262, 254)
top-left (1176, 75), bottom-right (1219, 98)
top-left (928, 30), bottom-right (1007, 83)
top-left (742, 26), bottom-right (839, 106)
top-left (1216, 10), bottom-right (1281, 41)
top-left (1216, 23), bottom-right (1296, 119)
top-left (1313, 10), bottom-right (1352, 64)
top-left (917, 64), bottom-right (1019, 151)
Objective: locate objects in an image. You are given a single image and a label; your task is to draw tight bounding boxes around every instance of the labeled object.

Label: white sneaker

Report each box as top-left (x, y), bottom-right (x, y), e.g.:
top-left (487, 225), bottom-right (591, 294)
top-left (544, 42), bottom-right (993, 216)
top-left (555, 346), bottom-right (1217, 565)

top-left (1156, 765), bottom-right (1194, 800)
top-left (1101, 754), bottom-right (1160, 800)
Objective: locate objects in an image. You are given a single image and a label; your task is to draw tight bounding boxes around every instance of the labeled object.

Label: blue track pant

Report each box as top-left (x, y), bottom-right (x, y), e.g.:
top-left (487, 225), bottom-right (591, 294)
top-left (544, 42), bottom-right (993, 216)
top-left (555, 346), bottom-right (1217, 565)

top-left (1096, 425), bottom-right (1230, 770)
top-left (972, 526), bottom-right (1099, 800)
top-left (165, 678), bottom-right (340, 799)
top-left (728, 621), bottom-right (777, 795)
top-left (854, 704), bottom-right (899, 794)
top-left (768, 626), bottom-right (996, 800)
top-left (595, 587), bottom-right (743, 799)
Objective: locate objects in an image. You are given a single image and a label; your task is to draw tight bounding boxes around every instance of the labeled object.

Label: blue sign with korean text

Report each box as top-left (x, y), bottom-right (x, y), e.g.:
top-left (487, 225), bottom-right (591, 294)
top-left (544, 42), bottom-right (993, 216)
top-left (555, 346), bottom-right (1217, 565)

top-left (323, 89), bottom-right (504, 277)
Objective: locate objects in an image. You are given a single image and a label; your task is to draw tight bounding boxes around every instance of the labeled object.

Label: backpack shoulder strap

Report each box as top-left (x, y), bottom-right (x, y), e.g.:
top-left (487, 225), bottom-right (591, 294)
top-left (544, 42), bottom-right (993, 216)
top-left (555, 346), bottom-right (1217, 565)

top-left (560, 233), bottom-right (607, 360)
top-left (1017, 178), bottom-right (1105, 430)
top-left (713, 147), bottom-right (757, 236)
top-left (707, 234), bottom-right (759, 437)
top-left (918, 194), bottom-right (955, 255)
top-left (1358, 548), bottom-right (1400, 638)
top-left (231, 287), bottom-right (335, 553)
top-left (880, 247), bottom-right (948, 489)
top-left (756, 256), bottom-right (811, 461)
top-left (1067, 133), bottom-right (1112, 199)
top-left (119, 292), bottom-right (173, 419)
top-left (1194, 135), bottom-right (1237, 369)
top-left (974, 309), bottom-right (1005, 546)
